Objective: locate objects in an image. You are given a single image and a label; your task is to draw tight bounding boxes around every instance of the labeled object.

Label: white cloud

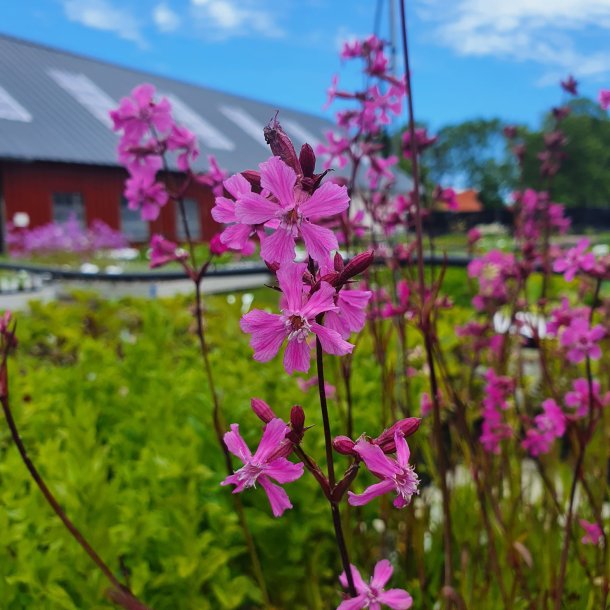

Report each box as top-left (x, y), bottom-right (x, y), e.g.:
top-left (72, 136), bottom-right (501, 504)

top-left (420, 0), bottom-right (610, 80)
top-left (153, 3), bottom-right (181, 33)
top-left (190, 0), bottom-right (285, 39)
top-left (62, 0), bottom-right (146, 47)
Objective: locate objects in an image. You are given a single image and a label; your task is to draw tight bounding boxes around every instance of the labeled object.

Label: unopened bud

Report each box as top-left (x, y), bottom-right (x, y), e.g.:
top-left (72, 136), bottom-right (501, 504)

top-left (374, 418), bottom-right (421, 453)
top-left (264, 117), bottom-right (301, 175)
top-left (338, 250), bottom-right (374, 285)
top-left (288, 405), bottom-right (306, 444)
top-left (333, 435), bottom-right (357, 456)
top-left (251, 398), bottom-right (276, 423)
top-left (334, 252), bottom-right (344, 272)
top-left (241, 170), bottom-right (262, 192)
top-left (299, 143), bottom-right (316, 178)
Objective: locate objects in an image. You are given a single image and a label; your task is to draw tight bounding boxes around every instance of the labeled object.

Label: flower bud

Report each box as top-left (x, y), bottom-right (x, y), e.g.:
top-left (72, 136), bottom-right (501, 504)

top-left (338, 250), bottom-right (374, 285)
top-left (288, 405), bottom-right (306, 443)
top-left (334, 252), bottom-right (345, 272)
top-left (333, 435), bottom-right (358, 456)
top-left (374, 418), bottom-right (421, 453)
top-left (264, 118), bottom-right (301, 175)
top-left (251, 398), bottom-right (276, 423)
top-left (299, 143), bottom-right (316, 178)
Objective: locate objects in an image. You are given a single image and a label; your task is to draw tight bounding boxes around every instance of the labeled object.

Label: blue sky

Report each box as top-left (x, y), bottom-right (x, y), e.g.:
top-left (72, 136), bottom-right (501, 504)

top-left (1, 0), bottom-right (609, 130)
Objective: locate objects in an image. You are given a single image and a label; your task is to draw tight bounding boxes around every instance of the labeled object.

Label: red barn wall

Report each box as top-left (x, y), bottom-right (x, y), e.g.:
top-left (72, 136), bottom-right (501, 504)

top-left (0, 160), bottom-right (219, 243)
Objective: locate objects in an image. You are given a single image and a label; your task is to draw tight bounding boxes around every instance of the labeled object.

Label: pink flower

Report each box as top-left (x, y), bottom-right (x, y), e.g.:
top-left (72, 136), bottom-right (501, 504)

top-left (565, 378), bottom-right (610, 418)
top-left (110, 83), bottom-right (173, 143)
top-left (402, 128), bottom-right (437, 158)
top-left (167, 124), bottom-right (199, 172)
top-left (480, 369), bottom-right (514, 454)
top-left (553, 239), bottom-right (596, 281)
top-left (337, 560), bottom-right (413, 610)
top-left (240, 262), bottom-right (353, 374)
top-left (348, 432), bottom-right (419, 509)
top-left (600, 89), bottom-right (610, 111)
top-left (560, 75), bottom-right (578, 96)
top-left (124, 172), bottom-right (168, 221)
top-left (235, 156), bottom-right (349, 264)
top-left (467, 228), bottom-right (482, 247)
top-left (522, 399), bottom-right (567, 456)
top-left (149, 234), bottom-right (187, 269)
top-left (546, 298), bottom-right (589, 337)
top-left (560, 317), bottom-right (605, 364)
top-left (467, 250), bottom-right (517, 311)
top-left (221, 418), bottom-right (304, 517)
top-left (579, 519), bottom-right (603, 545)
top-left (420, 392), bottom-right (432, 417)
top-left (324, 288), bottom-right (372, 339)
top-left (212, 173), bottom-right (260, 253)
top-left (317, 131), bottom-right (351, 170)
top-left (209, 233), bottom-right (228, 256)
top-left (195, 154), bottom-right (228, 196)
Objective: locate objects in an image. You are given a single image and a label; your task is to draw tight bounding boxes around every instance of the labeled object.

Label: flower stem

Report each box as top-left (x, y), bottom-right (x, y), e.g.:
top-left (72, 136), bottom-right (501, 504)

top-left (0, 356), bottom-right (151, 610)
top-left (316, 338), bottom-right (356, 597)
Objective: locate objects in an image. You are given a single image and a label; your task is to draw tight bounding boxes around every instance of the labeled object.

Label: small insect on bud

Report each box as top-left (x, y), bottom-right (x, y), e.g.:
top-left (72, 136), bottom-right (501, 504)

top-left (264, 116), bottom-right (301, 175)
top-left (251, 398), bottom-right (277, 423)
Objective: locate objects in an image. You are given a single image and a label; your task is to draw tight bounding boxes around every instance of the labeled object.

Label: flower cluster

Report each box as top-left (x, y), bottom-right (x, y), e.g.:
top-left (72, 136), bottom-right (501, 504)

top-left (522, 399), bottom-right (567, 456)
top-left (480, 369), bottom-right (514, 454)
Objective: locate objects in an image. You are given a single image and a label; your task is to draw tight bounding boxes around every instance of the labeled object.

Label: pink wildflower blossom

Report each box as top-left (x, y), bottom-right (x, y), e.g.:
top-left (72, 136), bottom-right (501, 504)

top-left (124, 172), bottom-right (168, 221)
top-left (324, 289), bottom-right (373, 339)
top-left (480, 369), bottom-right (514, 454)
top-left (149, 234), bottom-right (187, 269)
top-left (522, 399), bottom-right (566, 456)
top-left (467, 250), bottom-right (517, 311)
top-left (240, 262), bottom-right (353, 374)
top-left (221, 418), bottom-right (304, 517)
top-left (560, 317), bottom-right (605, 364)
top-left (209, 233), bottom-right (229, 256)
top-left (579, 519), bottom-right (603, 545)
top-left (337, 560), bottom-right (413, 610)
top-left (546, 298), bottom-right (590, 337)
top-left (565, 378), bottom-right (610, 418)
top-left (600, 89), bottom-right (610, 111)
top-left (297, 376), bottom-right (336, 398)
top-left (235, 156), bottom-right (349, 264)
top-left (348, 432), bottom-right (419, 509)
top-left (553, 239), bottom-right (596, 281)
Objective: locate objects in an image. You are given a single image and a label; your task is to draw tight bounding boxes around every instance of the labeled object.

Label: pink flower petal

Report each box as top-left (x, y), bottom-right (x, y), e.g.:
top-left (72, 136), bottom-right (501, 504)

top-left (395, 433), bottom-right (410, 469)
top-left (277, 262), bottom-right (307, 311)
top-left (299, 220), bottom-right (339, 263)
top-left (371, 559), bottom-right (393, 589)
top-left (348, 479), bottom-right (396, 506)
top-left (337, 596), bottom-right (367, 610)
top-left (311, 322), bottom-right (353, 356)
top-left (212, 197), bottom-right (237, 223)
top-left (300, 282), bottom-right (338, 319)
top-left (355, 440), bottom-right (401, 477)
top-left (261, 227), bottom-right (296, 264)
top-left (283, 338), bottom-right (311, 374)
top-left (223, 172), bottom-right (252, 199)
top-left (240, 310), bottom-right (286, 362)
top-left (223, 424), bottom-right (252, 463)
top-left (265, 457), bottom-right (304, 483)
top-left (253, 418), bottom-right (290, 463)
top-left (220, 223), bottom-right (252, 249)
top-left (300, 181), bottom-right (349, 218)
top-left (259, 476), bottom-right (293, 517)
top-left (236, 193), bottom-right (280, 225)
top-left (378, 589), bottom-right (413, 609)
top-left (260, 156), bottom-right (297, 209)
top-left (339, 565), bottom-right (367, 593)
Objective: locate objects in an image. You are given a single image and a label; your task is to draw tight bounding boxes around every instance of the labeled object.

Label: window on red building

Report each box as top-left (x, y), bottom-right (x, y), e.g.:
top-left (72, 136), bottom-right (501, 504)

top-left (176, 198), bottom-right (201, 241)
top-left (120, 198), bottom-right (149, 242)
top-left (52, 192), bottom-right (85, 226)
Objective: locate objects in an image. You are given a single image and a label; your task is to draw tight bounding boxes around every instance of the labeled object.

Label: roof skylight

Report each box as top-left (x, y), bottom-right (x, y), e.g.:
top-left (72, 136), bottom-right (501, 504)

top-left (47, 69), bottom-right (116, 128)
top-left (0, 85), bottom-right (32, 122)
top-left (165, 94), bottom-right (234, 151)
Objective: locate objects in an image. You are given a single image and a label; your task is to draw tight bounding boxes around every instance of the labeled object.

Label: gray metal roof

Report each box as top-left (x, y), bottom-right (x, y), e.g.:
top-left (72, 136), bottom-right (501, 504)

top-left (0, 34), bottom-right (411, 192)
top-left (0, 34), bottom-right (335, 174)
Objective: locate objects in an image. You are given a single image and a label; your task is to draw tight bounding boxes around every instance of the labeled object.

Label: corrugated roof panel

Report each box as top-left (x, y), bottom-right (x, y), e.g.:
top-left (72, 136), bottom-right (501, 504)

top-left (219, 105), bottom-right (267, 147)
top-left (0, 84), bottom-right (32, 122)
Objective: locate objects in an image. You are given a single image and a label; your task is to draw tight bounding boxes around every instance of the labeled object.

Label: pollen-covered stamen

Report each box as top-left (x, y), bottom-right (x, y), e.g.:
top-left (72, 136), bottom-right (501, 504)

top-left (284, 313), bottom-right (311, 342)
top-left (236, 462), bottom-right (265, 488)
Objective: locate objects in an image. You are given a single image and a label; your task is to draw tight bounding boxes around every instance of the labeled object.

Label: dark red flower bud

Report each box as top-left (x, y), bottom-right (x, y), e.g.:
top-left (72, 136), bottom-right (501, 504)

top-left (552, 106), bottom-right (571, 121)
top-left (288, 405), bottom-right (305, 443)
top-left (240, 170), bottom-right (262, 193)
top-left (560, 75), bottom-right (578, 96)
top-left (374, 418), bottom-right (421, 453)
top-left (337, 250), bottom-right (375, 285)
top-left (333, 435), bottom-right (358, 456)
top-left (264, 117), bottom-right (301, 175)
top-left (334, 252), bottom-right (345, 272)
top-left (251, 398), bottom-right (276, 423)
top-left (299, 143), bottom-right (316, 178)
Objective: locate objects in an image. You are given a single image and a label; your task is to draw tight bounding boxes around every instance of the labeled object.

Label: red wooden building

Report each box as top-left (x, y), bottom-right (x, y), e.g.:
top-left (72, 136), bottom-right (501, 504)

top-left (0, 34), bottom-right (332, 250)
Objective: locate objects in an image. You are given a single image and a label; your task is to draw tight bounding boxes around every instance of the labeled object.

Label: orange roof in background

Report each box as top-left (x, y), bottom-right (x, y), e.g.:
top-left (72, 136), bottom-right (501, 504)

top-left (437, 189), bottom-right (483, 212)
